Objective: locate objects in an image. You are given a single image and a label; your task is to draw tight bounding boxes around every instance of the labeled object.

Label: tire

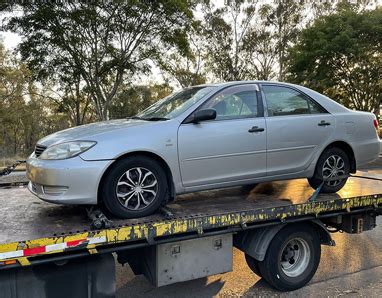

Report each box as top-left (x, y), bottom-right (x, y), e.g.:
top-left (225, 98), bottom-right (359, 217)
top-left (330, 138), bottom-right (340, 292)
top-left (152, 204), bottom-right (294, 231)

top-left (245, 253), bottom-right (262, 277)
top-left (241, 183), bottom-right (259, 193)
top-left (257, 224), bottom-right (321, 292)
top-left (100, 156), bottom-right (168, 218)
top-left (308, 147), bottom-right (350, 193)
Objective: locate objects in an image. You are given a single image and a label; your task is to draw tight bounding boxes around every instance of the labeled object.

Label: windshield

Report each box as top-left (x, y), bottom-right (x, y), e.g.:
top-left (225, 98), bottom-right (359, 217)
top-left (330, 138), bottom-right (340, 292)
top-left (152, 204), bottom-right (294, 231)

top-left (137, 86), bottom-right (216, 120)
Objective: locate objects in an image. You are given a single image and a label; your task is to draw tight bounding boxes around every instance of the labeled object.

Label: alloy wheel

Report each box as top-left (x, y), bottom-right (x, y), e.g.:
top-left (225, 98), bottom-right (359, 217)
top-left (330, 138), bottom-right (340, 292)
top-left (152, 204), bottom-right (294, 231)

top-left (116, 167), bottom-right (158, 210)
top-left (322, 155), bottom-right (345, 187)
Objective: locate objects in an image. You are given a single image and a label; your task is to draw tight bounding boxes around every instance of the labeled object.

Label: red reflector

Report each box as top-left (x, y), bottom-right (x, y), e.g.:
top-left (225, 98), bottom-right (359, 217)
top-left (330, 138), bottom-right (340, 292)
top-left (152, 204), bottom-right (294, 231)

top-left (373, 119), bottom-right (379, 130)
top-left (24, 246), bottom-right (46, 256)
top-left (67, 239), bottom-right (86, 247)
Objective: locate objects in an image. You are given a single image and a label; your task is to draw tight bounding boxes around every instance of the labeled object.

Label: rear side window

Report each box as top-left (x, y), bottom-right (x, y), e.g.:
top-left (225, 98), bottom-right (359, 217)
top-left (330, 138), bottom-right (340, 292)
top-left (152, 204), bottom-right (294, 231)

top-left (262, 85), bottom-right (326, 117)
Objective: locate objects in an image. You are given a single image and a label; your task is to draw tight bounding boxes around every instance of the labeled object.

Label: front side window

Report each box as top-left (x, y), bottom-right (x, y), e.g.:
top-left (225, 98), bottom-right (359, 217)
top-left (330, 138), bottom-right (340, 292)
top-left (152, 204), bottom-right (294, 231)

top-left (262, 85), bottom-right (326, 117)
top-left (199, 85), bottom-right (260, 121)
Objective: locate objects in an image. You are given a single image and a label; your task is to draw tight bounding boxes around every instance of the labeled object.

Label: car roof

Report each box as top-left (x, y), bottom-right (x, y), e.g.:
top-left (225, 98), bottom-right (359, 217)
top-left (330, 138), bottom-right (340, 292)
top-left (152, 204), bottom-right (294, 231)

top-left (195, 80), bottom-right (300, 89)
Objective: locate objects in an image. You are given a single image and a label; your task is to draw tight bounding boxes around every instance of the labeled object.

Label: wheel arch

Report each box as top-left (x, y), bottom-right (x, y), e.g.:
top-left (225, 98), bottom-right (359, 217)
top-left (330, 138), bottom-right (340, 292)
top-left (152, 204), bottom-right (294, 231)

top-left (320, 141), bottom-right (356, 173)
top-left (234, 220), bottom-right (334, 262)
top-left (97, 151), bottom-right (175, 204)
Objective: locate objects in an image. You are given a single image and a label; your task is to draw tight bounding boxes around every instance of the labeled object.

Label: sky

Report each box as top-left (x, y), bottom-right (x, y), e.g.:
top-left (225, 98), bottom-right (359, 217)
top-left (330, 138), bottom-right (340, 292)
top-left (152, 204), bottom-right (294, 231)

top-left (0, 10), bottom-right (22, 50)
top-left (1, 31), bottom-right (20, 49)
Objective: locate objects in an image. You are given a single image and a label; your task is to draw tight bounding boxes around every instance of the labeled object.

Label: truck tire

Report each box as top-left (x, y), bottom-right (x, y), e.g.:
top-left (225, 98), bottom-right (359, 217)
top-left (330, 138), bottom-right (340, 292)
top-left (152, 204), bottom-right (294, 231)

top-left (101, 156), bottom-right (168, 218)
top-left (308, 147), bottom-right (350, 193)
top-left (245, 253), bottom-right (262, 277)
top-left (257, 224), bottom-right (321, 291)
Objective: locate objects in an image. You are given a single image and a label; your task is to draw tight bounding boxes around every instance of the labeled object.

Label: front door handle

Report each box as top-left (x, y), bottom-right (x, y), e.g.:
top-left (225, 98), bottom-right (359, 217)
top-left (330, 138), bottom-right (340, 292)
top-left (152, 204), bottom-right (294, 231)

top-left (318, 120), bottom-right (331, 126)
top-left (248, 126), bottom-right (265, 133)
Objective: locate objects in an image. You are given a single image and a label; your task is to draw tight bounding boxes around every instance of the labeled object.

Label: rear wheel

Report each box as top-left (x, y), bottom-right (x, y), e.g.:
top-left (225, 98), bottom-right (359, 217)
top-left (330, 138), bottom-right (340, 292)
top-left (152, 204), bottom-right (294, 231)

top-left (100, 156), bottom-right (168, 218)
top-left (257, 224), bottom-right (321, 291)
top-left (308, 147), bottom-right (350, 193)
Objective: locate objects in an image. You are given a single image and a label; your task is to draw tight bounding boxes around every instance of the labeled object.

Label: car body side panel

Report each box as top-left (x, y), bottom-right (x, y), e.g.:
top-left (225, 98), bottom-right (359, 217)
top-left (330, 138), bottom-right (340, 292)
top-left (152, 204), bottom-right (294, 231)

top-left (265, 114), bottom-right (336, 176)
top-left (177, 118), bottom-right (267, 187)
top-left (302, 112), bottom-right (380, 177)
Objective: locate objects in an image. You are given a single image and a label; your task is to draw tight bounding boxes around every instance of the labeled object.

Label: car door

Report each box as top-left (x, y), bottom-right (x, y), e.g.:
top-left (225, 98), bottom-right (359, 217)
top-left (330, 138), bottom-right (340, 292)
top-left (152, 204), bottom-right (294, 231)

top-left (178, 84), bottom-right (266, 188)
top-left (262, 84), bottom-right (335, 176)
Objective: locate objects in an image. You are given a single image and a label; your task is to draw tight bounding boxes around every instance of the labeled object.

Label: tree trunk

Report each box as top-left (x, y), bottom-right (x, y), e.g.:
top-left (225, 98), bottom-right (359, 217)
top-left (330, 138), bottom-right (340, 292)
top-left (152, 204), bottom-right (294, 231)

top-left (75, 81), bottom-right (81, 126)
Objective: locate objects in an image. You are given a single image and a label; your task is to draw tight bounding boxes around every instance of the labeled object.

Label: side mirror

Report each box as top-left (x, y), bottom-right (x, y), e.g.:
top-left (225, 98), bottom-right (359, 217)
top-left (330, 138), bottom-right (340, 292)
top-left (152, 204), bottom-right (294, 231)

top-left (188, 108), bottom-right (216, 124)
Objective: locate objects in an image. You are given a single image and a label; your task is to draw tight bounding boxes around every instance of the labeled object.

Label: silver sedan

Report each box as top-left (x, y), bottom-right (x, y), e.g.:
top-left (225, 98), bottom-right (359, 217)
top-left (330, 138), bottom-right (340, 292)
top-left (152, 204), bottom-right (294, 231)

top-left (27, 81), bottom-right (381, 218)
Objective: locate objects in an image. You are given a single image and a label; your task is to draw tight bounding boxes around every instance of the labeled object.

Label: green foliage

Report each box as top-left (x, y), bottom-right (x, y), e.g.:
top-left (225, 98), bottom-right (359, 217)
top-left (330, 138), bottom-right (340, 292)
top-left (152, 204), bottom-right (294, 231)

top-left (202, 0), bottom-right (258, 81)
top-left (109, 83), bottom-right (173, 119)
top-left (201, 0), bottom-right (305, 82)
top-left (158, 21), bottom-right (207, 88)
top-left (259, 0), bottom-right (305, 81)
top-left (0, 44), bottom-right (68, 157)
top-left (3, 1), bottom-right (195, 120)
top-left (287, 7), bottom-right (382, 113)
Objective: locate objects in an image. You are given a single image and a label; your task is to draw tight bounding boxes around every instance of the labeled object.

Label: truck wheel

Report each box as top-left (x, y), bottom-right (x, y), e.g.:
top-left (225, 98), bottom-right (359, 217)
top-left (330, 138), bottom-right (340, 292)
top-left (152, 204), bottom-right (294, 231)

top-left (308, 147), bottom-right (350, 193)
top-left (245, 254), bottom-right (262, 277)
top-left (257, 224), bottom-right (321, 291)
top-left (101, 156), bottom-right (168, 218)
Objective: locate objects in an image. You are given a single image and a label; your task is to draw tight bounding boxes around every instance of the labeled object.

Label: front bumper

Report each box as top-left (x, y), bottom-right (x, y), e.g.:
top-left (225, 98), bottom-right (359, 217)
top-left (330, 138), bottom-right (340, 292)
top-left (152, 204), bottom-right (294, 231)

top-left (27, 155), bottom-right (113, 205)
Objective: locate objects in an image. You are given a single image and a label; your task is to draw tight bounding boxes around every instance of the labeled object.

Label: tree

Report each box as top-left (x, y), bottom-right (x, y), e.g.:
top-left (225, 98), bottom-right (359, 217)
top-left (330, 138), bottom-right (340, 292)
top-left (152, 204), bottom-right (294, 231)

top-left (202, 0), bottom-right (259, 81)
top-left (259, 0), bottom-right (305, 81)
top-left (0, 43), bottom-right (67, 157)
top-left (47, 77), bottom-right (96, 126)
top-left (158, 22), bottom-right (207, 88)
top-left (2, 1), bottom-right (195, 120)
top-left (0, 43), bottom-right (31, 156)
top-left (243, 27), bottom-right (277, 80)
top-left (109, 83), bottom-right (173, 119)
top-left (287, 7), bottom-right (382, 115)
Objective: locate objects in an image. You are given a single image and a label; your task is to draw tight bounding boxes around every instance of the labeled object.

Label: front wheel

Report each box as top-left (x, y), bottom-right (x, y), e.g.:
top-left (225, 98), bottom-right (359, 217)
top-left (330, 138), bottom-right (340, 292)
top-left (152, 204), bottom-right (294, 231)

top-left (100, 156), bottom-right (168, 218)
top-left (308, 147), bottom-right (350, 193)
top-left (257, 224), bottom-right (321, 291)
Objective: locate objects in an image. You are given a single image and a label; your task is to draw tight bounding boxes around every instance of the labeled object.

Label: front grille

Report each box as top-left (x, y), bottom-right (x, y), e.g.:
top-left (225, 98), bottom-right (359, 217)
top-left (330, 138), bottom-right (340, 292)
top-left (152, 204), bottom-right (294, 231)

top-left (34, 144), bottom-right (47, 157)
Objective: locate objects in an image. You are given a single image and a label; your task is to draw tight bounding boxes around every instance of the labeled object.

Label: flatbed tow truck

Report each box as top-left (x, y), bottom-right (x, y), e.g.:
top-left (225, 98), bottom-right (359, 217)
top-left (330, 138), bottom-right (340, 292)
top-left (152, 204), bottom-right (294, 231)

top-left (0, 173), bottom-right (381, 297)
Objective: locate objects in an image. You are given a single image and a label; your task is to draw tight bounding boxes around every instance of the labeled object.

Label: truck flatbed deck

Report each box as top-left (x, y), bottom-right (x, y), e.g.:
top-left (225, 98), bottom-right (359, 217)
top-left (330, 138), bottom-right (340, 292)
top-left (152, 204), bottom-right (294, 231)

top-left (1, 173), bottom-right (381, 270)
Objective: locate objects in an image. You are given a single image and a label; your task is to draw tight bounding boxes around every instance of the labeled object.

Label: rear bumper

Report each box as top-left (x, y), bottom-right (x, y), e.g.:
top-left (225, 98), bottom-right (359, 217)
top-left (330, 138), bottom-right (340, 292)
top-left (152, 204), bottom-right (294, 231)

top-left (352, 139), bottom-right (381, 168)
top-left (27, 155), bottom-right (113, 205)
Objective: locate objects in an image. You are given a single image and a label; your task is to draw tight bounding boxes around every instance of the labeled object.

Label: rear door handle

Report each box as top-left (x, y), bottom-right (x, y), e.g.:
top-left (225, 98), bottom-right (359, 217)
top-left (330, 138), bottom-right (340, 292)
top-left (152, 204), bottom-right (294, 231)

top-left (248, 126), bottom-right (265, 133)
top-left (318, 120), bottom-right (331, 126)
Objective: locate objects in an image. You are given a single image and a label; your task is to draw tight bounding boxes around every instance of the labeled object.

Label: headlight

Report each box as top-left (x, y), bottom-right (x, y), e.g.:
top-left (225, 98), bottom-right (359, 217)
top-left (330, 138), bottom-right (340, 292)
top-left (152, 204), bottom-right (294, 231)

top-left (39, 141), bottom-right (96, 160)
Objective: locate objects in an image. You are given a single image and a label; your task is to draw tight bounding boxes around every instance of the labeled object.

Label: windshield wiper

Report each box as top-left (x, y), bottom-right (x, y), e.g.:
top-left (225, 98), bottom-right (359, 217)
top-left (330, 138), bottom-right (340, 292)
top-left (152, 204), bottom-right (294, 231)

top-left (128, 116), bottom-right (147, 120)
top-left (128, 116), bottom-right (169, 121)
top-left (145, 117), bottom-right (169, 121)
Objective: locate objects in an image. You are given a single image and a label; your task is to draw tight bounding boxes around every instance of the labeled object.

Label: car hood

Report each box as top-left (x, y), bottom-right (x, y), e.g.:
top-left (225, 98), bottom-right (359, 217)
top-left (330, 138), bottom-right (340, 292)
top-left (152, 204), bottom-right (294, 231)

top-left (37, 119), bottom-right (152, 147)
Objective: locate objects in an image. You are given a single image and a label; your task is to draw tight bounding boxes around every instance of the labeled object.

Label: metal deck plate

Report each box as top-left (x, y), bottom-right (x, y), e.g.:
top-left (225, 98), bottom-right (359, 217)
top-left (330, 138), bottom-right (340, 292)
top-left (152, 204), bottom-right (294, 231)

top-left (1, 171), bottom-right (382, 245)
